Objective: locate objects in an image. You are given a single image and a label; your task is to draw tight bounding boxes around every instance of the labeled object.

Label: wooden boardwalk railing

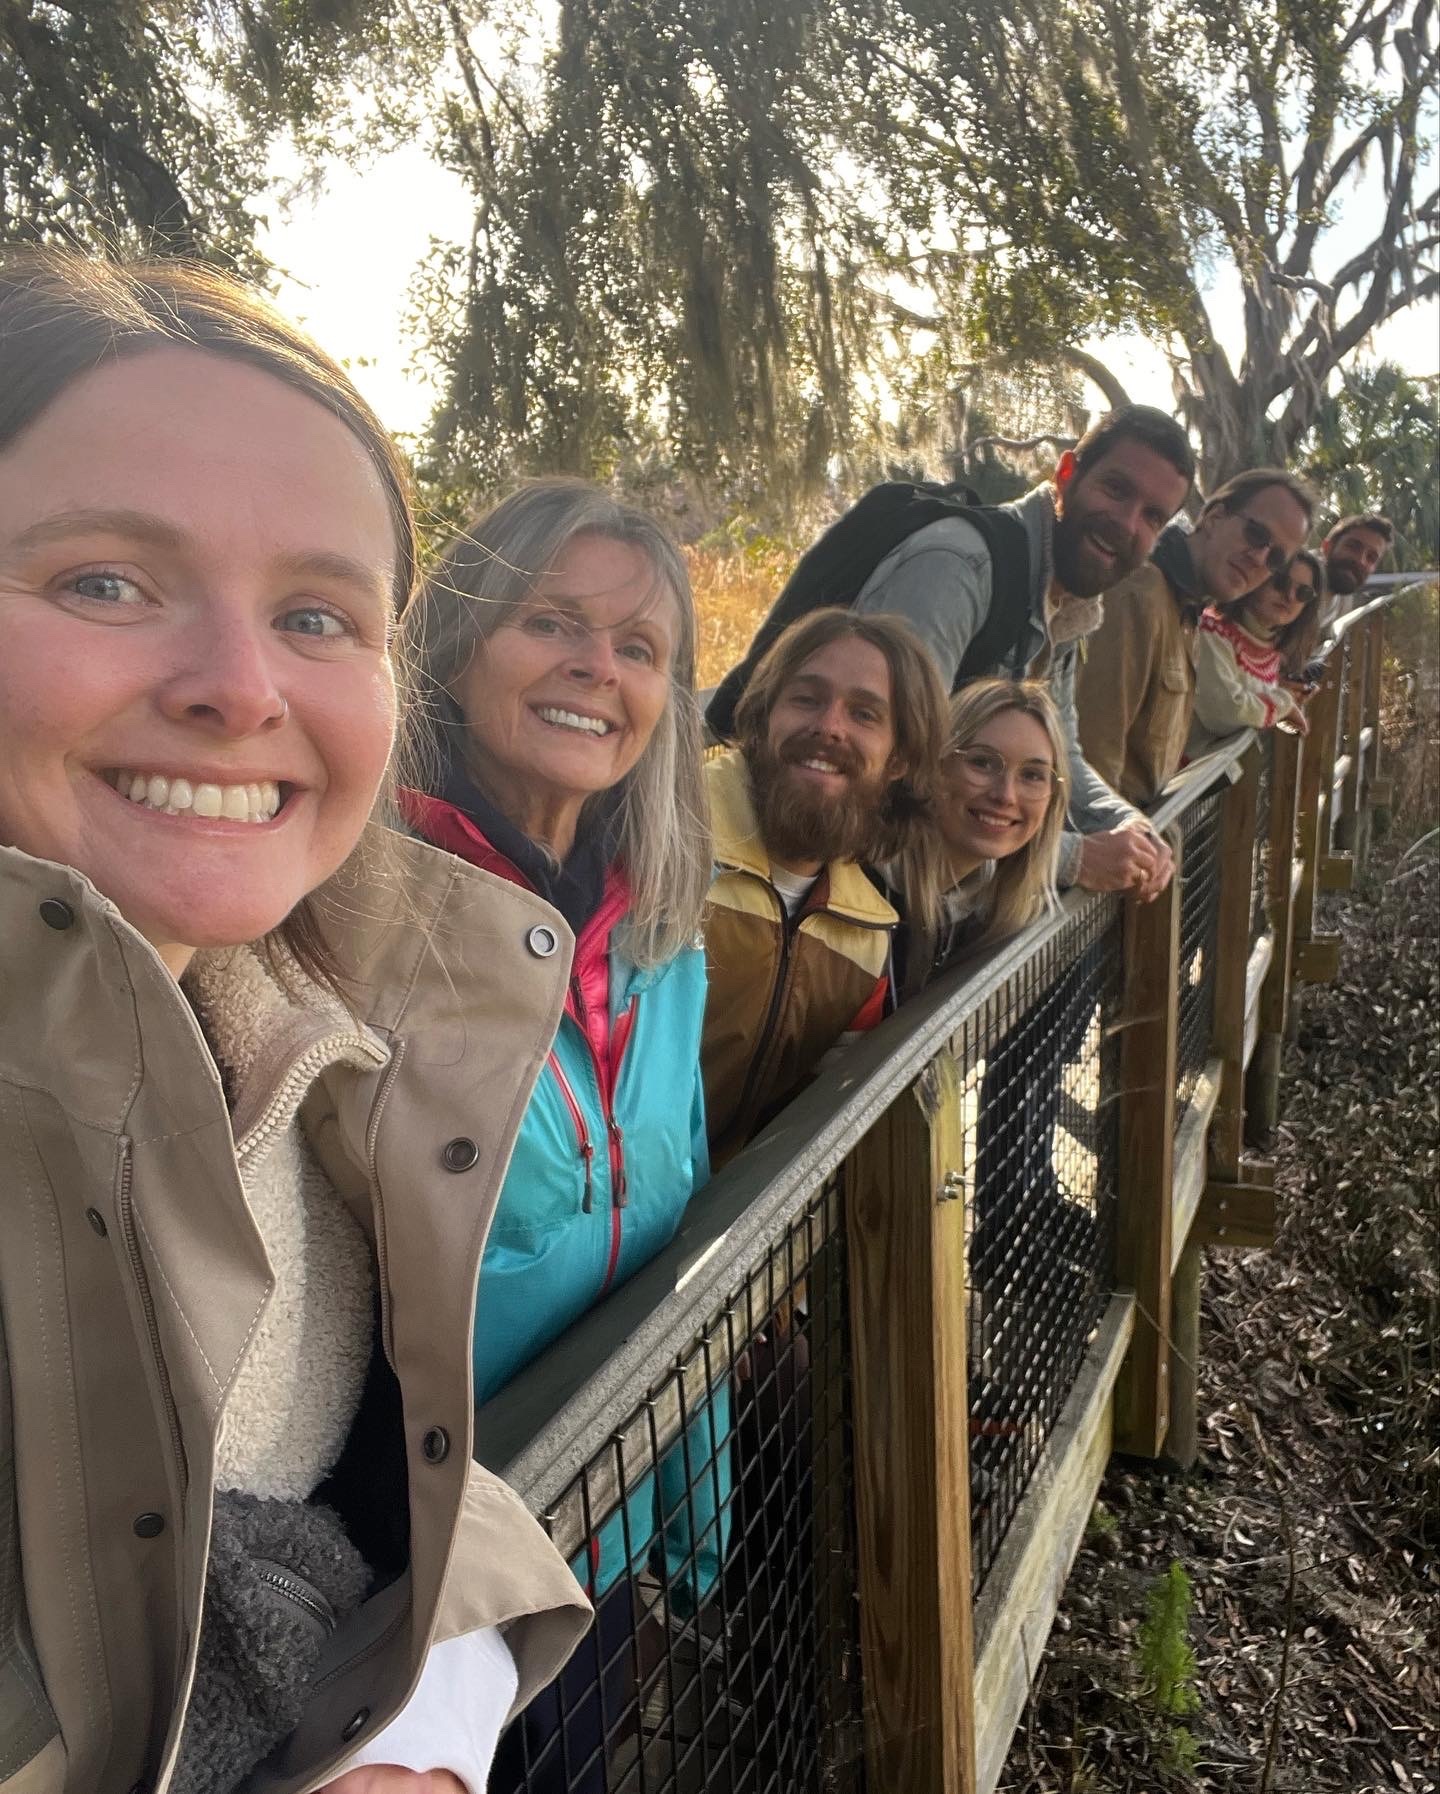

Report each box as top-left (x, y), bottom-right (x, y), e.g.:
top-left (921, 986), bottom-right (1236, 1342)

top-left (475, 586), bottom-right (1407, 1794)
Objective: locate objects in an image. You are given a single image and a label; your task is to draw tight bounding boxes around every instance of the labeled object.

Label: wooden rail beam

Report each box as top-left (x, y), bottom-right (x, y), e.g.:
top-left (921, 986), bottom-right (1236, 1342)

top-left (1113, 851), bottom-right (1183, 1459)
top-left (1194, 1179), bottom-right (1278, 1249)
top-left (1295, 936), bottom-right (1342, 983)
top-left (846, 1054), bottom-right (976, 1794)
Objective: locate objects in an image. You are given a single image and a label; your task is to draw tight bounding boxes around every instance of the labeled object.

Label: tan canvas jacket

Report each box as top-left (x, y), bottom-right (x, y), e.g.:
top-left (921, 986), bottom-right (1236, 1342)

top-left (701, 750), bottom-right (897, 1165)
top-left (1074, 562), bottom-right (1200, 806)
top-left (0, 831), bottom-right (590, 1794)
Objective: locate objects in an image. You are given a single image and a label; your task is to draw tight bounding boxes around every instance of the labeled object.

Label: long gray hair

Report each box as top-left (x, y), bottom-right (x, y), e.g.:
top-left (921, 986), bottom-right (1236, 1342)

top-left (407, 478), bottom-right (711, 969)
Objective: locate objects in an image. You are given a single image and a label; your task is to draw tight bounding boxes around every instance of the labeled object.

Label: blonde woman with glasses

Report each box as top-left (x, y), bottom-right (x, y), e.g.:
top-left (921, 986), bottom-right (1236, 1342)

top-left (887, 679), bottom-right (1068, 997)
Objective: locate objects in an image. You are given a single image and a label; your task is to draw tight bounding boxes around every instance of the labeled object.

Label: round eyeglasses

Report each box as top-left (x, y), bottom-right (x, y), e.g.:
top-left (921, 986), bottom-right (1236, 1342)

top-left (949, 746), bottom-right (1062, 800)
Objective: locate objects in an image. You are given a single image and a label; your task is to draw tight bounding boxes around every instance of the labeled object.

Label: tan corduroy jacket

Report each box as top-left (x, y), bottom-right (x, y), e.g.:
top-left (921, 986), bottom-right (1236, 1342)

top-left (0, 831), bottom-right (590, 1794)
top-left (1074, 561), bottom-right (1201, 806)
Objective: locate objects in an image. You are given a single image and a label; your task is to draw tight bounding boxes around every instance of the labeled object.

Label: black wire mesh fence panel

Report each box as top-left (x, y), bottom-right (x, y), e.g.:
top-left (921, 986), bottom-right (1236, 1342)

top-left (493, 1176), bottom-right (865, 1794)
top-left (1250, 734), bottom-right (1273, 952)
top-left (955, 897), bottom-right (1123, 1592)
top-left (1176, 791), bottom-right (1223, 1123)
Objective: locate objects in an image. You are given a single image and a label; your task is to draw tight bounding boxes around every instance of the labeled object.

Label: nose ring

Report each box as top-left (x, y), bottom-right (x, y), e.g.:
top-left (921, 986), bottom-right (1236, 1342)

top-left (267, 696), bottom-right (289, 729)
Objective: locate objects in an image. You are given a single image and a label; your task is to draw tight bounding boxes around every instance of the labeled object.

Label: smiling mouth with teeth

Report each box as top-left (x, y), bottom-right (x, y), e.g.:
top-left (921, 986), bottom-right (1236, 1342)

top-left (102, 769), bottom-right (286, 824)
top-left (534, 706), bottom-right (616, 737)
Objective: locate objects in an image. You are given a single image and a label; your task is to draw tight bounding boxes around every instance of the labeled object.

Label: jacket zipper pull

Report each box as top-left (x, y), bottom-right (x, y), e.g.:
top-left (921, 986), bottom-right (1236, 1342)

top-left (609, 1118), bottom-right (627, 1208)
top-left (580, 1141), bottom-right (596, 1213)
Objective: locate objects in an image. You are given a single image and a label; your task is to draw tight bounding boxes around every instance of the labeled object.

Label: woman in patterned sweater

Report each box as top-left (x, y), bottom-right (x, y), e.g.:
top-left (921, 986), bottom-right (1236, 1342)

top-left (1187, 548), bottom-right (1325, 757)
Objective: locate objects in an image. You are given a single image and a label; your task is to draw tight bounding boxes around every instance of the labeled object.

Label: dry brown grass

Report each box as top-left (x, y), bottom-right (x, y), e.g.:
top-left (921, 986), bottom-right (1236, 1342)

top-left (685, 542), bottom-right (794, 690)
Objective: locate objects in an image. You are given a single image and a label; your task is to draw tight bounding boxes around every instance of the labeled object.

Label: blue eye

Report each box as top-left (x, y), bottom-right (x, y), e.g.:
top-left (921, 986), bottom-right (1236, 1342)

top-left (68, 571), bottom-right (144, 605)
top-left (280, 607), bottom-right (348, 638)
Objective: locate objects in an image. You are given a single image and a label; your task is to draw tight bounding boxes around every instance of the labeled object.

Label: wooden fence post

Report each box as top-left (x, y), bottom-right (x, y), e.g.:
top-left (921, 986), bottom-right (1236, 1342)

top-left (1207, 745), bottom-right (1261, 1178)
top-left (847, 1053), bottom-right (976, 1794)
top-left (1113, 850), bottom-right (1183, 1459)
top-left (1292, 656), bottom-right (1342, 985)
top-left (1334, 628), bottom-right (1366, 860)
top-left (1360, 611), bottom-right (1389, 864)
top-left (1246, 729), bottom-right (1301, 1139)
top-left (1159, 749), bottom-right (1262, 1470)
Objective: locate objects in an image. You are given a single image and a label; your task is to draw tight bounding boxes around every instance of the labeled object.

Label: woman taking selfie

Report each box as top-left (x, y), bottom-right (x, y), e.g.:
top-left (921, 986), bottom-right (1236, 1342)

top-left (404, 481), bottom-right (719, 1793)
top-left (1187, 548), bottom-right (1325, 755)
top-left (0, 252), bottom-right (586, 1794)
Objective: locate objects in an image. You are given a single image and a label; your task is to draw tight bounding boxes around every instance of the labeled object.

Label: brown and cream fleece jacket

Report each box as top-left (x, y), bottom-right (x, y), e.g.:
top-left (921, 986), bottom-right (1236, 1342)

top-left (700, 749), bottom-right (897, 1166)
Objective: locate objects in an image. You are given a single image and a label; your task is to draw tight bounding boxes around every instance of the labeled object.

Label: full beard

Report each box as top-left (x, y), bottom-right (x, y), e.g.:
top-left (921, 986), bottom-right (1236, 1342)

top-left (747, 737), bottom-right (894, 868)
top-left (1052, 508), bottom-right (1142, 597)
top-left (1326, 561), bottom-right (1363, 595)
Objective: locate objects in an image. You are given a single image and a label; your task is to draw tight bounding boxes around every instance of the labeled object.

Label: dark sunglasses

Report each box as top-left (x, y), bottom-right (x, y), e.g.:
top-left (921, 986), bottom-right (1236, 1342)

top-left (1264, 563), bottom-right (1318, 607)
top-left (1231, 508), bottom-right (1293, 575)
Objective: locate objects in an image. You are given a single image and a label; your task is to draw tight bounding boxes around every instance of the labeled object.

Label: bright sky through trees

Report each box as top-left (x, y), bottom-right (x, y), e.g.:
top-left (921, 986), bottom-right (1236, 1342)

top-left (263, 137), bottom-right (1439, 445)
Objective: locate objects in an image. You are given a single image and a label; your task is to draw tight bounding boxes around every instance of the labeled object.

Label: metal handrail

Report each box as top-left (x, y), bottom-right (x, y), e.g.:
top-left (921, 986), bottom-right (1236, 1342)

top-left (476, 729), bottom-right (1256, 1507)
top-left (1331, 581), bottom-right (1415, 641)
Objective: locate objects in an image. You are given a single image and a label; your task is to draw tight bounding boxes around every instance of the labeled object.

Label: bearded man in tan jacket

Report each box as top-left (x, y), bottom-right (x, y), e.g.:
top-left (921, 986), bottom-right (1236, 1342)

top-left (1077, 468), bottom-right (1315, 804)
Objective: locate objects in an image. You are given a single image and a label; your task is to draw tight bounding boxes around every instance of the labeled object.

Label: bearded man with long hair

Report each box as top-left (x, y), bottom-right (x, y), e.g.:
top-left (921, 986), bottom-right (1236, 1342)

top-left (700, 608), bottom-right (948, 1165)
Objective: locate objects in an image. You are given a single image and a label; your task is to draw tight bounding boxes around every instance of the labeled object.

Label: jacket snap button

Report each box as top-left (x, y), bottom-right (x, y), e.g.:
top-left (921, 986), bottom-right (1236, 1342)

top-left (85, 1208), bottom-right (108, 1238)
top-left (341, 1707), bottom-right (370, 1742)
top-left (441, 1137), bottom-right (479, 1173)
top-left (39, 898), bottom-right (75, 931)
top-left (422, 1426), bottom-right (450, 1464)
top-left (526, 923), bottom-right (559, 958)
top-left (133, 1512), bottom-right (165, 1538)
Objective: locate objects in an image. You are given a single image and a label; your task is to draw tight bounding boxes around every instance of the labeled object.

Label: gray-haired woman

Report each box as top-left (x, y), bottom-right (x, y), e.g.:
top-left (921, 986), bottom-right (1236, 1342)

top-left (403, 478), bottom-right (722, 1794)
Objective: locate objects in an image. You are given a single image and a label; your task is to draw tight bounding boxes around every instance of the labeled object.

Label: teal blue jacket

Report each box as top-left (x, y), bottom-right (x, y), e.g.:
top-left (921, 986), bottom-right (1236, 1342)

top-left (407, 792), bottom-right (729, 1612)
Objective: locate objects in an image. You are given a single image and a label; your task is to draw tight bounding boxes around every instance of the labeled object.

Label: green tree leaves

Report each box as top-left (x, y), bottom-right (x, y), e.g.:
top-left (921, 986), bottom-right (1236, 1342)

top-left (405, 0), bottom-right (1437, 505)
top-left (0, 1), bottom-right (424, 265)
top-left (1300, 362), bottom-right (1440, 567)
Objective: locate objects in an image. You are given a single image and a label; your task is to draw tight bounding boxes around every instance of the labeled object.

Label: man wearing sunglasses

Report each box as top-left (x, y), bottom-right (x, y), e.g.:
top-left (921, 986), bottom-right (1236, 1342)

top-left (1077, 466), bottom-right (1315, 805)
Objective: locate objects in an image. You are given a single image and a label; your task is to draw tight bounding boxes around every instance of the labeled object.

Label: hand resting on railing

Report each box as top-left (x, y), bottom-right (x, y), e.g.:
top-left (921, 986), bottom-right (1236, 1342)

top-left (1076, 821), bottom-right (1174, 901)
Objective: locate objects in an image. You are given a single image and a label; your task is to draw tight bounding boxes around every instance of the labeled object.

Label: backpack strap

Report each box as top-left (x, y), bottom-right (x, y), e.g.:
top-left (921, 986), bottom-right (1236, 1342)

top-left (952, 510), bottom-right (1034, 687)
